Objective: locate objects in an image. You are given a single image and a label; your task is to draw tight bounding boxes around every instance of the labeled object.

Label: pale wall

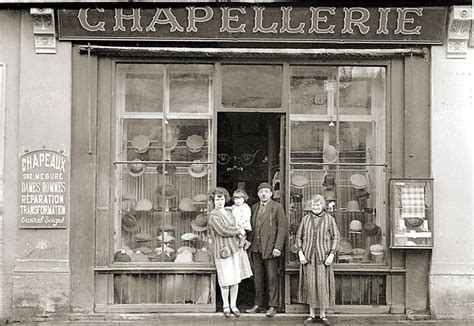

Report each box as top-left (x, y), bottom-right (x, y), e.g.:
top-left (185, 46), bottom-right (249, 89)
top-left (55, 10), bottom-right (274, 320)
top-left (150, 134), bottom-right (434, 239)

top-left (430, 46), bottom-right (474, 319)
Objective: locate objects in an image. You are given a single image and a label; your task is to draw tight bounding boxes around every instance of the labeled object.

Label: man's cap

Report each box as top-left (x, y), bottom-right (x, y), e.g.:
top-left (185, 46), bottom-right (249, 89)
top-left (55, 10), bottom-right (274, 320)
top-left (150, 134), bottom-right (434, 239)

top-left (257, 182), bottom-right (272, 192)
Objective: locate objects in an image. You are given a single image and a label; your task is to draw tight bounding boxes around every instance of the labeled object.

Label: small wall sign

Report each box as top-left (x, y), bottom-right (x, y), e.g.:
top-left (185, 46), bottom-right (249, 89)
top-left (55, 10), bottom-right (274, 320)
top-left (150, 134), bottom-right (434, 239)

top-left (19, 150), bottom-right (69, 228)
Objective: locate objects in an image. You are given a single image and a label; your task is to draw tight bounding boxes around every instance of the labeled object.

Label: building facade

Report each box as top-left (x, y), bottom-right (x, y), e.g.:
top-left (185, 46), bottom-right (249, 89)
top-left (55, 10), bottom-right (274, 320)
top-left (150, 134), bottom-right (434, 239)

top-left (0, 2), bottom-right (473, 323)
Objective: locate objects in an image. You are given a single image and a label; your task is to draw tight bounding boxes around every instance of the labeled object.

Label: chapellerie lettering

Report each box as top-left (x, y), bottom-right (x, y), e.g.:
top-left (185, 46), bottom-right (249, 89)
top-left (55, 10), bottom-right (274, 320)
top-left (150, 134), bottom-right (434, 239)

top-left (76, 6), bottom-right (424, 36)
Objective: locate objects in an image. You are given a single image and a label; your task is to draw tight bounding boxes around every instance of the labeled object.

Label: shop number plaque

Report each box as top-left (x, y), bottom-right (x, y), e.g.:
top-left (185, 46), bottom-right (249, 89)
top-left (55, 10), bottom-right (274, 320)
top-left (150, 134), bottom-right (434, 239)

top-left (19, 150), bottom-right (69, 228)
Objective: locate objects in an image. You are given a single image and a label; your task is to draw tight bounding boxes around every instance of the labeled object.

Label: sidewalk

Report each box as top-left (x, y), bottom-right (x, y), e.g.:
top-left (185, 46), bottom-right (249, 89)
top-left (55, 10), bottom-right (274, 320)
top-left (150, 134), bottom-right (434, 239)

top-left (6, 313), bottom-right (474, 326)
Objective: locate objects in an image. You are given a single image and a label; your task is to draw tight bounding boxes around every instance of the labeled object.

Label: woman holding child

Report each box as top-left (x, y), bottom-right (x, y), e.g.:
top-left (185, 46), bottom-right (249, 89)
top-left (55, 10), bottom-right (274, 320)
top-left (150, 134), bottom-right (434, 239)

top-left (207, 187), bottom-right (252, 317)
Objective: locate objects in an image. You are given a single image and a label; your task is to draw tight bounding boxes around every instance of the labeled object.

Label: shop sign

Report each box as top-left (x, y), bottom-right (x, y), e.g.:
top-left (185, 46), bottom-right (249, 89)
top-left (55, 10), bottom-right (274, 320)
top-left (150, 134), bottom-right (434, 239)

top-left (58, 6), bottom-right (447, 44)
top-left (19, 150), bottom-right (68, 228)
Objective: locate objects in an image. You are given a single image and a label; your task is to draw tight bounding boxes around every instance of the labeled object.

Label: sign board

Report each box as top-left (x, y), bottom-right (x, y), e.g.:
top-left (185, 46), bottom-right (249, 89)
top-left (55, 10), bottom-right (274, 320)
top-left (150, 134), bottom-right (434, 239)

top-left (58, 6), bottom-right (447, 44)
top-left (19, 150), bottom-right (68, 228)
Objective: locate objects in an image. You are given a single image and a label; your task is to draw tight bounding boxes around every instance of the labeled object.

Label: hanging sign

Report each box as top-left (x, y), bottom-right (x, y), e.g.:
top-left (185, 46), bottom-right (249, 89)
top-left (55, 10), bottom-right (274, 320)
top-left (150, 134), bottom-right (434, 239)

top-left (58, 6), bottom-right (447, 44)
top-left (19, 150), bottom-right (69, 228)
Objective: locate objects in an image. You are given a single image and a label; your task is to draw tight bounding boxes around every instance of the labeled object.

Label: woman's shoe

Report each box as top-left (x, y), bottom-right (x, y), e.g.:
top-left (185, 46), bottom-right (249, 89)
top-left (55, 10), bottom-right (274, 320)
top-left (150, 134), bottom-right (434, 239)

top-left (321, 316), bottom-right (331, 325)
top-left (303, 316), bottom-right (317, 324)
top-left (231, 306), bottom-right (241, 316)
top-left (223, 307), bottom-right (231, 317)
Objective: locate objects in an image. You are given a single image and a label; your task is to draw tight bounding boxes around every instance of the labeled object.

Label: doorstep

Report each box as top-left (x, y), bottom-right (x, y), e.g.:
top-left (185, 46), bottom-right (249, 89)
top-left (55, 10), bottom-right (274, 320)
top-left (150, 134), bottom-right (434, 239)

top-left (10, 312), bottom-right (414, 325)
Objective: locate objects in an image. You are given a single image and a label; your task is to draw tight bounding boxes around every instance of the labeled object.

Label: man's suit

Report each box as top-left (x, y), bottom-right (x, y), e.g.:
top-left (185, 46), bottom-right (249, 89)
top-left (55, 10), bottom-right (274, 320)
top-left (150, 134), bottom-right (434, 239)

top-left (249, 199), bottom-right (288, 308)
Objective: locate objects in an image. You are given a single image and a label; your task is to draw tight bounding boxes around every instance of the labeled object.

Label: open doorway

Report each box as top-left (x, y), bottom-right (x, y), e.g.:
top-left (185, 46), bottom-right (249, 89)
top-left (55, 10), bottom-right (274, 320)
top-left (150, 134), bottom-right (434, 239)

top-left (216, 112), bottom-right (284, 309)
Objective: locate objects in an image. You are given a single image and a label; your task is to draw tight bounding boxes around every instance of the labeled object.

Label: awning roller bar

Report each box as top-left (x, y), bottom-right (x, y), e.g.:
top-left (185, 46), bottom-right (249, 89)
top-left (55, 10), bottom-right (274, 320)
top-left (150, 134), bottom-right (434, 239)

top-left (78, 45), bottom-right (427, 59)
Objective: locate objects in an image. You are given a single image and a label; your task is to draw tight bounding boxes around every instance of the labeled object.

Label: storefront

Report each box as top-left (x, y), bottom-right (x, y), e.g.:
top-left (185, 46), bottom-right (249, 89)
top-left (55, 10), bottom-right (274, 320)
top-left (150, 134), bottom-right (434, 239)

top-left (1, 3), bottom-right (472, 322)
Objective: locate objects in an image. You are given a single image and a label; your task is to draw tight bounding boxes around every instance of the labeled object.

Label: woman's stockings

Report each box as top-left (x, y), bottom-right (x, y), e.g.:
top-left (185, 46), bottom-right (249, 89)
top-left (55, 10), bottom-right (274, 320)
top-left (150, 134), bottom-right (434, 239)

top-left (229, 284), bottom-right (239, 308)
top-left (220, 285), bottom-right (230, 309)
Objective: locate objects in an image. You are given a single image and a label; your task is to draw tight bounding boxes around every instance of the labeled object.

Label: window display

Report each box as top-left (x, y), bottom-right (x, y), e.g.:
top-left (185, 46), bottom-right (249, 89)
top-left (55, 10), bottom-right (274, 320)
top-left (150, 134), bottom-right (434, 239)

top-left (115, 63), bottom-right (214, 265)
top-left (390, 179), bottom-right (433, 248)
top-left (288, 66), bottom-right (387, 266)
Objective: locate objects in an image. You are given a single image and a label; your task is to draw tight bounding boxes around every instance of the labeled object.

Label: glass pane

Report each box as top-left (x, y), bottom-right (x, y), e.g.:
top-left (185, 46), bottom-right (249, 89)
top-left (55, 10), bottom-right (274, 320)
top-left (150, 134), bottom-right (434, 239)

top-left (118, 162), bottom-right (212, 264)
top-left (118, 64), bottom-right (164, 113)
top-left (165, 119), bottom-right (211, 162)
top-left (124, 119), bottom-right (164, 162)
top-left (221, 65), bottom-right (282, 108)
top-left (339, 122), bottom-right (374, 167)
top-left (169, 64), bottom-right (213, 114)
top-left (338, 67), bottom-right (385, 115)
top-left (290, 66), bottom-right (337, 115)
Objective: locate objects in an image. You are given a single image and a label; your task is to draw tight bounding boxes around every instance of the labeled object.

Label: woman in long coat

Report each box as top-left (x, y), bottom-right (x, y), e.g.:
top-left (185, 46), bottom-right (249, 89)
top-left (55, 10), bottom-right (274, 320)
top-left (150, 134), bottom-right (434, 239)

top-left (207, 187), bottom-right (252, 317)
top-left (296, 194), bottom-right (340, 325)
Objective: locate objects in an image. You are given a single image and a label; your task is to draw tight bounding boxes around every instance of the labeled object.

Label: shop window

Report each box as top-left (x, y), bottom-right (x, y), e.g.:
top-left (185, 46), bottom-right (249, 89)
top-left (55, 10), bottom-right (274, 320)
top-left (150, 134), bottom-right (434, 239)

top-left (221, 64), bottom-right (282, 108)
top-left (288, 65), bottom-right (387, 266)
top-left (115, 63), bottom-right (214, 266)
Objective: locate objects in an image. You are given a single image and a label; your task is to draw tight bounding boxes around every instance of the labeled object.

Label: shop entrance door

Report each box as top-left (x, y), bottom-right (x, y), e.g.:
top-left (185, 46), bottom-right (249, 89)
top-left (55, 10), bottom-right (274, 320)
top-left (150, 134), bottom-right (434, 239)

top-left (216, 112), bottom-right (285, 310)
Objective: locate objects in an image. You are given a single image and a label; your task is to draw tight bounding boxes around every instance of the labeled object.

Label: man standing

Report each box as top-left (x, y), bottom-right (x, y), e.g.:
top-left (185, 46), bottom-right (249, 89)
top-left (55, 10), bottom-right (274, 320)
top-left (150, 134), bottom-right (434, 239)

top-left (246, 182), bottom-right (288, 317)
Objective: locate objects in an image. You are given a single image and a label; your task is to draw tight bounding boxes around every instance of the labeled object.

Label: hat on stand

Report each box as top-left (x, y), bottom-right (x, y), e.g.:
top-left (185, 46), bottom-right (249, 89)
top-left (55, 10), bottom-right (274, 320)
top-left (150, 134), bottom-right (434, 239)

top-left (191, 213), bottom-right (209, 232)
top-left (121, 213), bottom-right (140, 233)
top-left (322, 174), bottom-right (336, 189)
top-left (156, 183), bottom-right (178, 199)
top-left (179, 198), bottom-right (197, 212)
top-left (134, 198), bottom-right (153, 212)
top-left (188, 160), bottom-right (208, 178)
top-left (127, 159), bottom-right (146, 177)
top-left (324, 189), bottom-right (336, 201)
top-left (186, 134), bottom-right (205, 153)
top-left (323, 145), bottom-right (337, 163)
top-left (291, 175), bottom-right (308, 189)
top-left (350, 174), bottom-right (367, 189)
top-left (181, 233), bottom-right (200, 241)
top-left (347, 200), bottom-right (360, 212)
top-left (349, 220), bottom-right (363, 233)
top-left (193, 193), bottom-right (208, 203)
top-left (131, 135), bottom-right (151, 154)
top-left (133, 232), bottom-right (153, 242)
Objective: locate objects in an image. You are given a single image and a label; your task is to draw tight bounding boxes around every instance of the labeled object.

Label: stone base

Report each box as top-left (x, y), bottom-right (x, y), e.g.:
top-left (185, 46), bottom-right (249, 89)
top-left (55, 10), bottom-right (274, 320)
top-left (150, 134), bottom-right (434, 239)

top-left (430, 274), bottom-right (474, 320)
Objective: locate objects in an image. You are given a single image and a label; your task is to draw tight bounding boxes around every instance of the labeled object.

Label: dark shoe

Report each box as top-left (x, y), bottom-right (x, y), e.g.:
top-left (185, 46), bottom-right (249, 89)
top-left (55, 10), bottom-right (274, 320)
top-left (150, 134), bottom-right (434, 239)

top-left (245, 305), bottom-right (262, 313)
top-left (266, 306), bottom-right (277, 317)
top-left (231, 306), bottom-right (241, 317)
top-left (303, 316), bottom-right (318, 324)
top-left (223, 307), bottom-right (231, 317)
top-left (321, 316), bottom-right (331, 325)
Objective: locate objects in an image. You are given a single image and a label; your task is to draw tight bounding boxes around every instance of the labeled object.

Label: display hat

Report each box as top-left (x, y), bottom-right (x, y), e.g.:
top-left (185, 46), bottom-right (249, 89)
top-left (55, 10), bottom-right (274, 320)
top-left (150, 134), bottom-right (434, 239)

top-left (191, 213), bottom-right (208, 232)
top-left (127, 159), bottom-right (146, 177)
top-left (349, 219), bottom-right (363, 233)
top-left (291, 175), bottom-right (308, 189)
top-left (135, 247), bottom-right (153, 255)
top-left (290, 192), bottom-right (303, 203)
top-left (178, 197), bottom-right (196, 212)
top-left (122, 192), bottom-right (137, 201)
top-left (323, 145), bottom-right (337, 163)
top-left (193, 193), bottom-right (208, 203)
top-left (157, 224), bottom-right (176, 232)
top-left (339, 238), bottom-right (353, 254)
top-left (347, 200), bottom-right (360, 212)
top-left (155, 244), bottom-right (175, 255)
top-left (186, 134), bottom-right (205, 153)
top-left (133, 232), bottom-right (153, 242)
top-left (121, 213), bottom-right (140, 233)
top-left (404, 217), bottom-right (424, 228)
top-left (188, 160), bottom-right (208, 178)
top-left (324, 189), bottom-right (336, 201)
top-left (404, 240), bottom-right (417, 246)
top-left (130, 251), bottom-right (150, 262)
top-left (363, 221), bottom-right (379, 236)
top-left (114, 250), bottom-right (132, 262)
top-left (174, 249), bottom-right (194, 264)
top-left (181, 232), bottom-right (199, 242)
top-left (257, 182), bottom-right (272, 192)
top-left (157, 232), bottom-right (175, 243)
top-left (156, 183), bottom-right (177, 199)
top-left (134, 198), bottom-right (153, 212)
top-left (322, 174), bottom-right (336, 189)
top-left (350, 174), bottom-right (367, 189)
top-left (338, 254), bottom-right (353, 262)
top-left (131, 135), bottom-right (151, 154)
top-left (369, 244), bottom-right (384, 255)
top-left (193, 248), bottom-right (212, 263)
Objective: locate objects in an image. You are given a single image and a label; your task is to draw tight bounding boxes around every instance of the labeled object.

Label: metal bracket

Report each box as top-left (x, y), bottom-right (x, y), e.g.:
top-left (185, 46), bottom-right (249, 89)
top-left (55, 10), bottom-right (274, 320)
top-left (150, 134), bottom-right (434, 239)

top-left (30, 8), bottom-right (56, 54)
top-left (446, 6), bottom-right (473, 59)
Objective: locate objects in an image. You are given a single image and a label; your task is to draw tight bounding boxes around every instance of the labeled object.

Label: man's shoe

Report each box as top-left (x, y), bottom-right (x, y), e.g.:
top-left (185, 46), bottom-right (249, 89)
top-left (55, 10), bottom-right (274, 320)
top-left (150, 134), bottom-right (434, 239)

top-left (266, 306), bottom-right (277, 317)
top-left (303, 316), bottom-right (318, 324)
top-left (320, 316), bottom-right (331, 325)
top-left (245, 305), bottom-right (262, 313)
